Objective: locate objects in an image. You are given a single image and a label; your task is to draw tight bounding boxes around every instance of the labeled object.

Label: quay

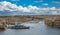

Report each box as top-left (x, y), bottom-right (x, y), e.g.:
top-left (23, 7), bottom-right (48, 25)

top-left (0, 15), bottom-right (60, 29)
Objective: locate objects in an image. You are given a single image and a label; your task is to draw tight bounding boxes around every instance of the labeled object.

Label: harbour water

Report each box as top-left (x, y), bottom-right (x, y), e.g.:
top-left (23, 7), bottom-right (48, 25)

top-left (0, 20), bottom-right (60, 35)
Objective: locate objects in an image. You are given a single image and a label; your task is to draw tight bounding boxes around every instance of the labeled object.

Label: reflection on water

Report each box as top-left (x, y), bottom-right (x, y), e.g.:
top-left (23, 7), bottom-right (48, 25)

top-left (0, 20), bottom-right (60, 35)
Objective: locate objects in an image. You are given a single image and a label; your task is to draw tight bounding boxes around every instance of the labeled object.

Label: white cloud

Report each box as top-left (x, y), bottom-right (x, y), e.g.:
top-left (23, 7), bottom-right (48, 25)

top-left (50, 7), bottom-right (56, 10)
top-left (0, 1), bottom-right (60, 16)
top-left (42, 3), bottom-right (48, 6)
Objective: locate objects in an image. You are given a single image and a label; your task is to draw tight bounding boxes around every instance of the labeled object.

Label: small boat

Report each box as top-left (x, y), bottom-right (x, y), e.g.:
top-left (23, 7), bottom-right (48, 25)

top-left (10, 25), bottom-right (30, 29)
top-left (8, 22), bottom-right (30, 29)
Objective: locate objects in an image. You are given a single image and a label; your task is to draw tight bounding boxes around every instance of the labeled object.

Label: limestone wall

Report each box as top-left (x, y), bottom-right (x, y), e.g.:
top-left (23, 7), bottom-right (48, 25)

top-left (0, 15), bottom-right (60, 27)
top-left (45, 16), bottom-right (60, 27)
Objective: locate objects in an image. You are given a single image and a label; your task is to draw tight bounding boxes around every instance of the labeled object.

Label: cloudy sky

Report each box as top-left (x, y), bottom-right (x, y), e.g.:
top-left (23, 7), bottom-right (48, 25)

top-left (0, 0), bottom-right (60, 16)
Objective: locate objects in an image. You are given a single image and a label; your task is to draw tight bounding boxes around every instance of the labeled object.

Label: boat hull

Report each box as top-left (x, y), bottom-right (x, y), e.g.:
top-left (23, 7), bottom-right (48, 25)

top-left (11, 27), bottom-right (29, 29)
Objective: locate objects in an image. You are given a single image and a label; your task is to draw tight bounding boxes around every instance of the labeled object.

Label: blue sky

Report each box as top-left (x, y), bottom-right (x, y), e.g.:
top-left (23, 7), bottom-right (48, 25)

top-left (0, 0), bottom-right (60, 16)
top-left (0, 0), bottom-right (60, 7)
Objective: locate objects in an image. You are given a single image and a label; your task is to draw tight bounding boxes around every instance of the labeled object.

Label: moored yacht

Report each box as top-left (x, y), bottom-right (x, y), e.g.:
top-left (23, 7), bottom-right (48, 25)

top-left (9, 22), bottom-right (30, 29)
